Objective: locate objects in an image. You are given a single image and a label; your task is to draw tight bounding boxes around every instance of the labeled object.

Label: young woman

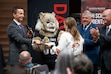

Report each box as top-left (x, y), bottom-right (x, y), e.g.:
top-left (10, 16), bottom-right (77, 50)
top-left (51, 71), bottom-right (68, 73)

top-left (52, 17), bottom-right (84, 55)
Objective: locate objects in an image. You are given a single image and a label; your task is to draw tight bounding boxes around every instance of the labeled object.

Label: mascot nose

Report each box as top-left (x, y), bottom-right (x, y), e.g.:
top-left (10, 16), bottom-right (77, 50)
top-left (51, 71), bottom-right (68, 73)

top-left (50, 23), bottom-right (53, 26)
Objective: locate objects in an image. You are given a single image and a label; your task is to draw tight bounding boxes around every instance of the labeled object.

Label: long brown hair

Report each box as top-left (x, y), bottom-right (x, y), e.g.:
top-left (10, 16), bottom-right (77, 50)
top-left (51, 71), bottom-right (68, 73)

top-left (64, 17), bottom-right (80, 41)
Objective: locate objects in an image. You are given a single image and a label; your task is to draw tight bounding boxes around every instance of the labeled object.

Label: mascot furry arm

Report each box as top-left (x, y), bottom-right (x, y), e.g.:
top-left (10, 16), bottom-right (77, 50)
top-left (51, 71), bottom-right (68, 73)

top-left (32, 12), bottom-right (64, 51)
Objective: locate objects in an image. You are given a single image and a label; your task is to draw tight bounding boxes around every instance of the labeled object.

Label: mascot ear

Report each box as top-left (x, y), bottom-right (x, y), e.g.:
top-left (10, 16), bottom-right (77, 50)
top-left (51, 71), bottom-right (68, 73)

top-left (52, 12), bottom-right (56, 16)
top-left (35, 19), bottom-right (44, 31)
top-left (39, 12), bottom-right (45, 20)
top-left (52, 12), bottom-right (59, 29)
top-left (35, 12), bottom-right (45, 31)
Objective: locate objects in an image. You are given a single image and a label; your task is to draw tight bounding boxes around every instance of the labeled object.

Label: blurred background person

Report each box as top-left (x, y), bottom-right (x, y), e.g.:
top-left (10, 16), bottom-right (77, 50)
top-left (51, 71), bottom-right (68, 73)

top-left (52, 49), bottom-right (75, 74)
top-left (19, 51), bottom-right (34, 69)
top-left (0, 44), bottom-right (6, 74)
top-left (73, 54), bottom-right (93, 74)
top-left (5, 51), bottom-right (32, 74)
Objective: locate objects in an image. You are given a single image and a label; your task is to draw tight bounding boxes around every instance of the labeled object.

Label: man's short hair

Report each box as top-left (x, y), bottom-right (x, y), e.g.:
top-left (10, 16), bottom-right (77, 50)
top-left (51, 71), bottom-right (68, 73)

top-left (12, 6), bottom-right (24, 13)
top-left (82, 10), bottom-right (92, 18)
top-left (73, 54), bottom-right (93, 74)
top-left (19, 51), bottom-right (31, 62)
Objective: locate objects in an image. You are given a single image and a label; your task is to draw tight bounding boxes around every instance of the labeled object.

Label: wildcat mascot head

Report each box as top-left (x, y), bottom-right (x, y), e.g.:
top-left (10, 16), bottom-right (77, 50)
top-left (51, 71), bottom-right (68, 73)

top-left (33, 12), bottom-right (64, 51)
top-left (35, 12), bottom-right (59, 37)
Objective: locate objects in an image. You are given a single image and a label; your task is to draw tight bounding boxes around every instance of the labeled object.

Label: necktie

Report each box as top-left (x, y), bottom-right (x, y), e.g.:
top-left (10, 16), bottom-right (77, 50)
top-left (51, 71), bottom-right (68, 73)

top-left (83, 26), bottom-right (87, 38)
top-left (84, 26), bottom-right (87, 31)
top-left (106, 26), bottom-right (109, 36)
top-left (19, 24), bottom-right (25, 34)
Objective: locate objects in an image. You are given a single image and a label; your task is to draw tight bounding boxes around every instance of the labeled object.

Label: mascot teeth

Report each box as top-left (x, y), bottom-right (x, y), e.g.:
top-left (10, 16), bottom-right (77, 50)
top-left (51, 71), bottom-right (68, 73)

top-left (49, 27), bottom-right (54, 29)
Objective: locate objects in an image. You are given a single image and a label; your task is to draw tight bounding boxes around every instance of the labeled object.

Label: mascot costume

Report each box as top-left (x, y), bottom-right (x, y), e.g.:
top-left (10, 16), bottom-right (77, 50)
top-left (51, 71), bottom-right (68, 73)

top-left (33, 12), bottom-right (63, 70)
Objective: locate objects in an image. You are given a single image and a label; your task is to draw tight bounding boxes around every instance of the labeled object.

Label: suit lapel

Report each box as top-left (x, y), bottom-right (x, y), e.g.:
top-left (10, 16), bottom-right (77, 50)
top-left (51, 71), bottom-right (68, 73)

top-left (108, 29), bottom-right (111, 35)
top-left (84, 23), bottom-right (92, 34)
top-left (101, 26), bottom-right (106, 35)
top-left (13, 21), bottom-right (27, 37)
top-left (84, 23), bottom-right (94, 38)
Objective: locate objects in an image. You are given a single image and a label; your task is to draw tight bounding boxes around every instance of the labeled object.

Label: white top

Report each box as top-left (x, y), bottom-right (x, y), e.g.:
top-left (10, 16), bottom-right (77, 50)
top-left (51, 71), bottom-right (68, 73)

top-left (52, 32), bottom-right (84, 55)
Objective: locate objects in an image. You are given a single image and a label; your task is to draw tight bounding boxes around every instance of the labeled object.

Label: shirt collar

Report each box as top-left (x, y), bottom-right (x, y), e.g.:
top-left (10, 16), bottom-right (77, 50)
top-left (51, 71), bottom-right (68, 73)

top-left (108, 25), bottom-right (111, 29)
top-left (13, 19), bottom-right (21, 26)
top-left (24, 62), bottom-right (34, 68)
top-left (83, 22), bottom-right (91, 30)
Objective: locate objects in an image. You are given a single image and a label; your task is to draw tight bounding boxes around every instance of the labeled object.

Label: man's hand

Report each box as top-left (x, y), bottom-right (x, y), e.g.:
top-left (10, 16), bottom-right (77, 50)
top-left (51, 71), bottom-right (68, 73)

top-left (72, 42), bottom-right (80, 49)
top-left (27, 28), bottom-right (33, 38)
top-left (90, 27), bottom-right (100, 42)
top-left (56, 49), bottom-right (60, 55)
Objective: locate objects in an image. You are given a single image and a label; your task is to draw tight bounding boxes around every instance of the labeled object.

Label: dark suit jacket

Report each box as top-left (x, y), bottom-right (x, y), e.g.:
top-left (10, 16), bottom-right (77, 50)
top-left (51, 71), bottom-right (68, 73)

top-left (7, 20), bottom-right (32, 65)
top-left (0, 44), bottom-right (6, 74)
top-left (77, 23), bottom-right (99, 64)
top-left (98, 25), bottom-right (111, 70)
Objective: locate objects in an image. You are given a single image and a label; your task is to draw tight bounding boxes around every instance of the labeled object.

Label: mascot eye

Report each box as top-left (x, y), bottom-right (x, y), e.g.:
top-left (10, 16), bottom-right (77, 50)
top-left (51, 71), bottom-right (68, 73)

top-left (47, 21), bottom-right (50, 23)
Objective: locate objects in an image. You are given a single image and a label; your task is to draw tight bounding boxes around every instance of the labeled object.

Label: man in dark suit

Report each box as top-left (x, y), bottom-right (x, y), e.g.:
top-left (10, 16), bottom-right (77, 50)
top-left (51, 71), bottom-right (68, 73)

top-left (90, 9), bottom-right (111, 74)
top-left (77, 10), bottom-right (99, 74)
top-left (7, 6), bottom-right (40, 66)
top-left (0, 44), bottom-right (6, 74)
